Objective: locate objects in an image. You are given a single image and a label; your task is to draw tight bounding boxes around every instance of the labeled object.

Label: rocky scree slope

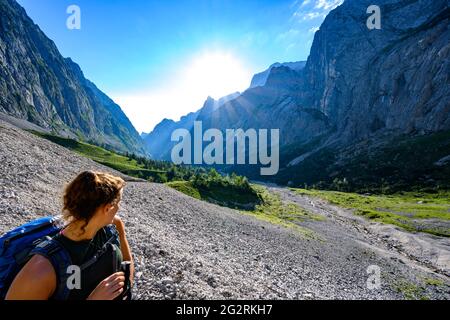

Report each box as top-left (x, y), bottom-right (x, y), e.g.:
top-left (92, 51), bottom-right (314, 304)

top-left (1, 119), bottom-right (449, 299)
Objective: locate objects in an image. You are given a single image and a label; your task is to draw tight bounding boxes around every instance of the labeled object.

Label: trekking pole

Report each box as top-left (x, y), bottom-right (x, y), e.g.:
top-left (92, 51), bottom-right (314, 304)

top-left (121, 261), bottom-right (132, 300)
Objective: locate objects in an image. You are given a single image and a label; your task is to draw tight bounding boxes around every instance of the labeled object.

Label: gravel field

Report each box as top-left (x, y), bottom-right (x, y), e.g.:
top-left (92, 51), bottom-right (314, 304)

top-left (1, 119), bottom-right (449, 300)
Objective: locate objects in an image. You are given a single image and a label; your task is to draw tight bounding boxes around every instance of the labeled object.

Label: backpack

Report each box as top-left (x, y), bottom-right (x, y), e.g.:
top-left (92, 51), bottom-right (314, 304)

top-left (0, 216), bottom-right (125, 300)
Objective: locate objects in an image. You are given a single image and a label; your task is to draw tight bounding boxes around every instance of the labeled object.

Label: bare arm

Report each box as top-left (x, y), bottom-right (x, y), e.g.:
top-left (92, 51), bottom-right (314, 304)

top-left (113, 216), bottom-right (135, 285)
top-left (5, 255), bottom-right (56, 300)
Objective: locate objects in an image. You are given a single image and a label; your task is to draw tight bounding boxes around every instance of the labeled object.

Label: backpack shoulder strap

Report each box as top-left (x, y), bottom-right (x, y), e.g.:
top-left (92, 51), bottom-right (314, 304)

top-left (30, 237), bottom-right (72, 301)
top-left (78, 224), bottom-right (121, 271)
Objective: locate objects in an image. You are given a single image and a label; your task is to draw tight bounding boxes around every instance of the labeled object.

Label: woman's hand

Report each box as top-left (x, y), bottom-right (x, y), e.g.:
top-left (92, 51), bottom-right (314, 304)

top-left (87, 272), bottom-right (125, 300)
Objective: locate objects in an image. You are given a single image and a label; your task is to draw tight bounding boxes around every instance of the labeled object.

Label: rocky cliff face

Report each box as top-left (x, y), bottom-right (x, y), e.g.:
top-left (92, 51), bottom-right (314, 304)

top-left (198, 65), bottom-right (333, 147)
top-left (275, 0), bottom-right (450, 189)
top-left (144, 117), bottom-right (193, 159)
top-left (300, 0), bottom-right (449, 143)
top-left (0, 0), bottom-right (147, 155)
top-left (207, 0), bottom-right (449, 144)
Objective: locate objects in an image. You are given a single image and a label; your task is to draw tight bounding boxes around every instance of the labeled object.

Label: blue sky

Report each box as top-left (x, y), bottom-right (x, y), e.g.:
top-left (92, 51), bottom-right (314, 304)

top-left (17, 0), bottom-right (343, 132)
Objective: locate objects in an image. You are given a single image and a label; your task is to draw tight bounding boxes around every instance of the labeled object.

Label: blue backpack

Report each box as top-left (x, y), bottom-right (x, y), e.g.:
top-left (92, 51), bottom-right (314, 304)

top-left (0, 216), bottom-right (73, 300)
top-left (0, 216), bottom-right (124, 300)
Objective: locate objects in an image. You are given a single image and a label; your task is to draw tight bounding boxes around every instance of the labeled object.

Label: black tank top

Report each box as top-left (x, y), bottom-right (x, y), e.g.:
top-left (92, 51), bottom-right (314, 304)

top-left (53, 227), bottom-right (123, 300)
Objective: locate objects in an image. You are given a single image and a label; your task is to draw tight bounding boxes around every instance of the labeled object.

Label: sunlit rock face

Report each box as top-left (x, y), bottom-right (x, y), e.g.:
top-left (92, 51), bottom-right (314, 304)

top-left (300, 0), bottom-right (450, 144)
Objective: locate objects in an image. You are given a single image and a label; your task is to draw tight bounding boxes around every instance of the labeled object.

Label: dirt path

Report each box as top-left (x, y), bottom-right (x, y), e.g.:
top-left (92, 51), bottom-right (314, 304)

top-left (267, 185), bottom-right (450, 278)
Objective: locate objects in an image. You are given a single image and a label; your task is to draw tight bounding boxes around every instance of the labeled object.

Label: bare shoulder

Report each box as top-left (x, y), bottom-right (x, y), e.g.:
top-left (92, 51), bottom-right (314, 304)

top-left (25, 255), bottom-right (56, 277)
top-left (5, 254), bottom-right (57, 300)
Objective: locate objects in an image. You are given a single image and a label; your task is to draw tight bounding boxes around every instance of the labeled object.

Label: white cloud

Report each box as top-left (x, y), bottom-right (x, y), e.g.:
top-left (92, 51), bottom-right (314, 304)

top-left (292, 0), bottom-right (344, 21)
top-left (301, 0), bottom-right (311, 7)
top-left (302, 12), bottom-right (323, 20)
top-left (314, 0), bottom-right (344, 11)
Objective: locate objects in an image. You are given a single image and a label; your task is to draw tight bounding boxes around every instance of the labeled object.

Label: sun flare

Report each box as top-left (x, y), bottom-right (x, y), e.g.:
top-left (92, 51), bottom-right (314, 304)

top-left (114, 51), bottom-right (253, 132)
top-left (181, 51), bottom-right (252, 99)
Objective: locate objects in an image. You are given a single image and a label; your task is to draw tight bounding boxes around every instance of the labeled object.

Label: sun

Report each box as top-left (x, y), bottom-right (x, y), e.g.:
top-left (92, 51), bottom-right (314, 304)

top-left (113, 51), bottom-right (253, 133)
top-left (181, 51), bottom-right (252, 99)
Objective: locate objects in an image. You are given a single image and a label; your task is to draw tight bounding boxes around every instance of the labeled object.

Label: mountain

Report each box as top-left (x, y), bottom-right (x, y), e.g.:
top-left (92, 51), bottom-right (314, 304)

top-left (144, 117), bottom-right (191, 160)
top-left (143, 92), bottom-right (240, 160)
top-left (249, 61), bottom-right (306, 88)
top-left (145, 60), bottom-right (309, 160)
top-left (163, 0), bottom-right (450, 191)
top-left (275, 0), bottom-right (450, 190)
top-left (207, 0), bottom-right (449, 142)
top-left (0, 0), bottom-right (147, 155)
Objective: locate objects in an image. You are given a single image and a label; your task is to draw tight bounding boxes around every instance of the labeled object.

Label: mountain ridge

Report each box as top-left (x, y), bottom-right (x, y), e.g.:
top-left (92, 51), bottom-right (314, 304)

top-left (143, 92), bottom-right (241, 160)
top-left (250, 61), bottom-right (307, 88)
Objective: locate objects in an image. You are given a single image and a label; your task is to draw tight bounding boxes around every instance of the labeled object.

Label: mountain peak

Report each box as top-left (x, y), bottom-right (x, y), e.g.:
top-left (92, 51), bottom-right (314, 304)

top-left (250, 61), bottom-right (306, 88)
